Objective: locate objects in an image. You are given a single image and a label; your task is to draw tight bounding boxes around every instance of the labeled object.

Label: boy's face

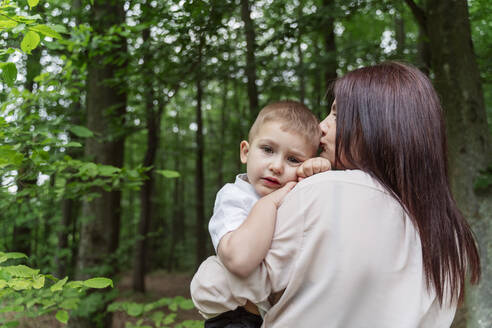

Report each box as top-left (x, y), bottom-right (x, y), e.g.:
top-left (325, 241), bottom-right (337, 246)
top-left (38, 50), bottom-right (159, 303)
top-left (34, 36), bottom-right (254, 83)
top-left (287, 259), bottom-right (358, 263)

top-left (240, 121), bottom-right (316, 197)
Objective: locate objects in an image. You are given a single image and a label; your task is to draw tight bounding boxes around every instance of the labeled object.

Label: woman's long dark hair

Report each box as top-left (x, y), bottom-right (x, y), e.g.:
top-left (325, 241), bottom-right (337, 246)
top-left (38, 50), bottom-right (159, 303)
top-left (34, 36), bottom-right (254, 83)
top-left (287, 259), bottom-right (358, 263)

top-left (333, 62), bottom-right (480, 305)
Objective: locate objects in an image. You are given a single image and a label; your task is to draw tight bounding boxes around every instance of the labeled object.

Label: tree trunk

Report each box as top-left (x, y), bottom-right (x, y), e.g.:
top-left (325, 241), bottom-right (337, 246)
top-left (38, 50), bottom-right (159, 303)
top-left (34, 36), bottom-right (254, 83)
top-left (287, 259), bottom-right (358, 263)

top-left (322, 0), bottom-right (337, 111)
top-left (424, 0), bottom-right (492, 327)
top-left (297, 37), bottom-right (306, 104)
top-left (70, 0), bottom-right (126, 326)
top-left (12, 43), bottom-right (42, 256)
top-left (57, 0), bottom-right (83, 279)
top-left (132, 24), bottom-right (162, 293)
top-left (195, 34), bottom-right (206, 269)
top-left (394, 16), bottom-right (405, 59)
top-left (240, 0), bottom-right (260, 122)
top-left (404, 0), bottom-right (431, 75)
top-left (312, 36), bottom-right (323, 118)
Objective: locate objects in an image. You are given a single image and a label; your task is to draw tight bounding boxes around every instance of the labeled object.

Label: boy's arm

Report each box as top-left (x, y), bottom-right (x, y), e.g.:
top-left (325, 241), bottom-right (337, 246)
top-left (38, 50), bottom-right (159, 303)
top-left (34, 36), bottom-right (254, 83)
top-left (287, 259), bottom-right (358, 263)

top-left (217, 181), bottom-right (296, 278)
top-left (296, 157), bottom-right (331, 180)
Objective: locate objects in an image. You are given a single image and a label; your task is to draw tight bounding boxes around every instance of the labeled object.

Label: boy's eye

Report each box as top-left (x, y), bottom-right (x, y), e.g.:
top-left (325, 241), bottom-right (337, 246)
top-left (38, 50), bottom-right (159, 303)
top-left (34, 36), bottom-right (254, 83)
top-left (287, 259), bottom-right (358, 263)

top-left (261, 146), bottom-right (273, 153)
top-left (287, 156), bottom-right (301, 164)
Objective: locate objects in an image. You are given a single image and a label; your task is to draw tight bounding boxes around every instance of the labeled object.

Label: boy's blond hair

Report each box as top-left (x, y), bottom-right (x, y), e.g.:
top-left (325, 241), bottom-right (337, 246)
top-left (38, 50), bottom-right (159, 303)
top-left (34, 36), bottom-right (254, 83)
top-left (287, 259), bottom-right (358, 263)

top-left (248, 100), bottom-right (321, 153)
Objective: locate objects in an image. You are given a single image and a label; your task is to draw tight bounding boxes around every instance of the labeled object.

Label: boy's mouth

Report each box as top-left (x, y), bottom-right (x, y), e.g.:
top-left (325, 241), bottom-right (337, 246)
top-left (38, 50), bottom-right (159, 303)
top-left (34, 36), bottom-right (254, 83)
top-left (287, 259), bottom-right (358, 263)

top-left (261, 177), bottom-right (280, 186)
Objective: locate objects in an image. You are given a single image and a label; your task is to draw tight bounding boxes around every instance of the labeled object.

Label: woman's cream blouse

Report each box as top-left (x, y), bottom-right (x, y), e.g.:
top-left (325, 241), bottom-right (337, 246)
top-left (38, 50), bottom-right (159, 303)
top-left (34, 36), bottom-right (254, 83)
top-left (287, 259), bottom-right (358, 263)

top-left (191, 170), bottom-right (456, 328)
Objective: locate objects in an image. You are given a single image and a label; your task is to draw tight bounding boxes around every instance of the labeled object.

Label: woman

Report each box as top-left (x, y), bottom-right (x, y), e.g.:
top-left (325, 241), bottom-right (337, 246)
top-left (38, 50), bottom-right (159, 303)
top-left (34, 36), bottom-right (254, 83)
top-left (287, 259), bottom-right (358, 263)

top-left (191, 62), bottom-right (480, 327)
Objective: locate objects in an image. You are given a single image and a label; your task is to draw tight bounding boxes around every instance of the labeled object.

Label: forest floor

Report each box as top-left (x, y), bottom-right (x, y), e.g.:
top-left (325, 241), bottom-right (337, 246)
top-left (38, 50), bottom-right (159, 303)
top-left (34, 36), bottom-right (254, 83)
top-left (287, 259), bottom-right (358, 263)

top-left (113, 270), bottom-right (203, 327)
top-left (14, 271), bottom-right (202, 328)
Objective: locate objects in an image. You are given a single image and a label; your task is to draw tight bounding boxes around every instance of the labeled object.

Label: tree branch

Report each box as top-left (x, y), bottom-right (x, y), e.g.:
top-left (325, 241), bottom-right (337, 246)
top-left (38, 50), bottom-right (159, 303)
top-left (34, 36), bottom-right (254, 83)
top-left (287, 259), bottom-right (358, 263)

top-left (404, 0), bottom-right (427, 31)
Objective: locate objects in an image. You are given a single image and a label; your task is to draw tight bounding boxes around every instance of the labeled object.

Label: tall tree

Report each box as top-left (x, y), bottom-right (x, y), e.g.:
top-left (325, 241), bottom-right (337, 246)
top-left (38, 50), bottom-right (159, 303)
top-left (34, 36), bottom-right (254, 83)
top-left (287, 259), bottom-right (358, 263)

top-left (71, 0), bottom-right (127, 326)
top-left (240, 0), bottom-right (260, 122)
top-left (132, 23), bottom-right (158, 293)
top-left (12, 21), bottom-right (43, 256)
top-left (406, 0), bottom-right (492, 327)
top-left (195, 33), bottom-right (207, 268)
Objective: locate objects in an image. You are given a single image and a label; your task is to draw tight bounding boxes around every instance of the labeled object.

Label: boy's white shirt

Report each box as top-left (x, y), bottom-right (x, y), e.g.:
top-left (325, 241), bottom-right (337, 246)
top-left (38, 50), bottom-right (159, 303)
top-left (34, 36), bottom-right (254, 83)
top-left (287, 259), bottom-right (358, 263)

top-left (208, 173), bottom-right (260, 253)
top-left (192, 170), bottom-right (457, 327)
top-left (207, 173), bottom-right (271, 316)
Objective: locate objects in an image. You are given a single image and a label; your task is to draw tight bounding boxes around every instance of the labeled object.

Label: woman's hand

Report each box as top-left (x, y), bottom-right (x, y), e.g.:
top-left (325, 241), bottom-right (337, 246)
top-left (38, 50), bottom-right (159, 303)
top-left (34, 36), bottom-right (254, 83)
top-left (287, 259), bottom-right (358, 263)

top-left (296, 157), bottom-right (332, 180)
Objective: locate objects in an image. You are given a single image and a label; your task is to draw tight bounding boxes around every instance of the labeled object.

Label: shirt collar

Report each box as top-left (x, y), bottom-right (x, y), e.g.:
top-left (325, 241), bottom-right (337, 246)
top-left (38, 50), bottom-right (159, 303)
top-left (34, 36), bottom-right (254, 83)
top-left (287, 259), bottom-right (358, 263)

top-left (235, 173), bottom-right (260, 199)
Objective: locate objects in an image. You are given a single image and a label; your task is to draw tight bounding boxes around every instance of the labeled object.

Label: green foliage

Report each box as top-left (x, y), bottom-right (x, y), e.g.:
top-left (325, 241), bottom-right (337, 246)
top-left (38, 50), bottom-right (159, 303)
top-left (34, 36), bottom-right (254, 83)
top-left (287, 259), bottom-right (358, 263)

top-left (474, 165), bottom-right (492, 192)
top-left (108, 296), bottom-right (202, 328)
top-left (0, 251), bottom-right (113, 326)
top-left (155, 170), bottom-right (181, 179)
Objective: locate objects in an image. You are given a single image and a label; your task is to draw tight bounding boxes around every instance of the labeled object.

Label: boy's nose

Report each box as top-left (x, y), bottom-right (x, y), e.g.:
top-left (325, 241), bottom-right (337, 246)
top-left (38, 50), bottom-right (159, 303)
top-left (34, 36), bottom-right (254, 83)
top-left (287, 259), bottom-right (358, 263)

top-left (269, 157), bottom-right (283, 175)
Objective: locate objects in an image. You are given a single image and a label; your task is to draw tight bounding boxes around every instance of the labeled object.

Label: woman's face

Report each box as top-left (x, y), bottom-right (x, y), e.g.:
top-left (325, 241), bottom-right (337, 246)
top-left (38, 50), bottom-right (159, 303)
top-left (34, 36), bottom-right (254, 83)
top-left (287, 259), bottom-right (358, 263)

top-left (319, 101), bottom-right (337, 165)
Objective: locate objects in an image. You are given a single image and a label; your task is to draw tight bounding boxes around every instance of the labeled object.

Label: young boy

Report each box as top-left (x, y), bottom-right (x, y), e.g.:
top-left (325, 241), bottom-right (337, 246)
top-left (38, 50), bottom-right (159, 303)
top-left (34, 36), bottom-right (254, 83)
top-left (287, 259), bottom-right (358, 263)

top-left (193, 100), bottom-right (331, 327)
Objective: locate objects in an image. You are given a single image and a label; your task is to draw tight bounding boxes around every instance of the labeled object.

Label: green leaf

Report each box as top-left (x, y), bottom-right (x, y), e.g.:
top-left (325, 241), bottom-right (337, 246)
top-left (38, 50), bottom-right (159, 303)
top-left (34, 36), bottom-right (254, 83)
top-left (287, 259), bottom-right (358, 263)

top-left (151, 311), bottom-right (164, 325)
top-left (0, 19), bottom-right (18, 30)
top-left (65, 141), bottom-right (82, 148)
top-left (98, 165), bottom-right (120, 177)
top-left (163, 313), bottom-right (176, 324)
top-left (69, 125), bottom-right (94, 138)
top-left (156, 170), bottom-right (181, 178)
top-left (20, 31), bottom-right (40, 54)
top-left (8, 278), bottom-right (31, 290)
top-left (168, 302), bottom-right (178, 312)
top-left (65, 280), bottom-right (84, 289)
top-left (126, 303), bottom-right (144, 317)
top-left (0, 62), bottom-right (17, 87)
top-left (32, 274), bottom-right (45, 289)
top-left (59, 297), bottom-right (79, 310)
top-left (28, 0), bottom-right (40, 8)
top-left (82, 277), bottom-right (113, 289)
top-left (31, 24), bottom-right (62, 39)
top-left (0, 252), bottom-right (27, 263)
top-left (50, 276), bottom-right (68, 292)
top-left (55, 310), bottom-right (69, 324)
top-left (179, 299), bottom-right (195, 310)
top-left (3, 265), bottom-right (39, 278)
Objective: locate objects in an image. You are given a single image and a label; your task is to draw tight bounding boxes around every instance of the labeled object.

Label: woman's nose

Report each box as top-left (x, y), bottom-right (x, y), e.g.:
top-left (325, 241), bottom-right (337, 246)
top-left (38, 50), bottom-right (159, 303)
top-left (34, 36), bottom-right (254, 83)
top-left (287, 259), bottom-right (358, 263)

top-left (319, 118), bottom-right (329, 135)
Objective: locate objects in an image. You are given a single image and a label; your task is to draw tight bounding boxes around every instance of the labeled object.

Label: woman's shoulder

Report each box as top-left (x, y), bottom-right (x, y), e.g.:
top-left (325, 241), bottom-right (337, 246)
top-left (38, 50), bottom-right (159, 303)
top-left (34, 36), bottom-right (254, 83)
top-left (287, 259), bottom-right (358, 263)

top-left (297, 169), bottom-right (387, 194)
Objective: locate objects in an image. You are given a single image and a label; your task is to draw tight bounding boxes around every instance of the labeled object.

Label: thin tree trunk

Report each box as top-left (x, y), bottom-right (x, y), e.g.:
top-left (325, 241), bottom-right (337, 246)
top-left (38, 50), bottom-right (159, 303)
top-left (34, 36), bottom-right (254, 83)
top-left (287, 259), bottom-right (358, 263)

top-left (195, 34), bottom-right (206, 269)
top-left (57, 0), bottom-right (83, 279)
top-left (12, 42), bottom-right (42, 256)
top-left (312, 36), bottom-right (323, 118)
top-left (297, 1), bottom-right (306, 104)
top-left (322, 0), bottom-right (337, 111)
top-left (132, 23), bottom-right (165, 292)
top-left (168, 152), bottom-right (183, 271)
top-left (240, 0), bottom-right (260, 123)
top-left (404, 0), bottom-right (431, 75)
top-left (394, 15), bottom-right (405, 59)
top-left (218, 78), bottom-right (228, 189)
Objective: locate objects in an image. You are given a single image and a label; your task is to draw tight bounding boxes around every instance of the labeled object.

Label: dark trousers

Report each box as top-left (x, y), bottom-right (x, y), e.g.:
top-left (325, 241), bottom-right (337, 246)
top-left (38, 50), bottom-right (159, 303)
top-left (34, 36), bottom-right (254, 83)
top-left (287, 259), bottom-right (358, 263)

top-left (204, 307), bottom-right (263, 328)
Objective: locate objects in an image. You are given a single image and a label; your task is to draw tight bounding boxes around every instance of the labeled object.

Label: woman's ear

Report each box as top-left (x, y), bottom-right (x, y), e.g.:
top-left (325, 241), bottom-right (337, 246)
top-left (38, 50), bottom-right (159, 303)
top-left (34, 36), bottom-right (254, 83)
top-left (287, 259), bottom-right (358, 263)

top-left (240, 140), bottom-right (249, 164)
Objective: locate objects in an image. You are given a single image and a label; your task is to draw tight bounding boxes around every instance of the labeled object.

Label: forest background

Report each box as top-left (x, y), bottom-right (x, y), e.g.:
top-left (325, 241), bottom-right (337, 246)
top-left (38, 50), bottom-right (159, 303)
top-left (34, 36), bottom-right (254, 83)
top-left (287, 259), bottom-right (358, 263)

top-left (0, 0), bottom-right (490, 327)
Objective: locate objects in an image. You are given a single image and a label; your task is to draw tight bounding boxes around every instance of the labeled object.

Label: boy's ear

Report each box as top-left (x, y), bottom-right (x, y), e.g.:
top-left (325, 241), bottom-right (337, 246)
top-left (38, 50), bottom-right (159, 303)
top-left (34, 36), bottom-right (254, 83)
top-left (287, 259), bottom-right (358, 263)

top-left (240, 140), bottom-right (249, 164)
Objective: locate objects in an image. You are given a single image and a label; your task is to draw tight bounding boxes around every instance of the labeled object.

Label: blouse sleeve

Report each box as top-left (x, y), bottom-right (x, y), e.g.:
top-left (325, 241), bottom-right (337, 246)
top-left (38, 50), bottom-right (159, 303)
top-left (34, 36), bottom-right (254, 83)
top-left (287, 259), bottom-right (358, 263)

top-left (191, 185), bottom-right (304, 318)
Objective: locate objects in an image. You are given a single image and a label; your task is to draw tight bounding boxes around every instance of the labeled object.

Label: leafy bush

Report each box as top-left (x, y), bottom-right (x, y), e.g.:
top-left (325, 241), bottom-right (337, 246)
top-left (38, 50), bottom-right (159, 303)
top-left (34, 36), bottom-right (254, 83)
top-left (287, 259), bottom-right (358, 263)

top-left (108, 296), bottom-right (203, 328)
top-left (0, 251), bottom-right (113, 326)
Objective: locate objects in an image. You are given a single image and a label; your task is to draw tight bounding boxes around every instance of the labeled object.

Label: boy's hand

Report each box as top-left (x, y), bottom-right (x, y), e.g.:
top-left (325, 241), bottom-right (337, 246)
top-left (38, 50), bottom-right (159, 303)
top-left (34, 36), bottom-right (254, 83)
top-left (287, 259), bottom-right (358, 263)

top-left (297, 157), bottom-right (332, 180)
top-left (263, 181), bottom-right (297, 208)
